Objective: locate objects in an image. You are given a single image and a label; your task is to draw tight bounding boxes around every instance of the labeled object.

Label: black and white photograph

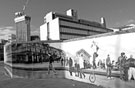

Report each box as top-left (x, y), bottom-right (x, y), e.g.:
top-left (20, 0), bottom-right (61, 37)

top-left (0, 0), bottom-right (135, 88)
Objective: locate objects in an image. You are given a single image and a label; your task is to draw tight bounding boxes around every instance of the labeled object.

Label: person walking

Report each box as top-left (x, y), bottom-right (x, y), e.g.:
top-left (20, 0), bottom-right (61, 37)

top-left (69, 57), bottom-right (73, 76)
top-left (48, 52), bottom-right (56, 75)
top-left (106, 54), bottom-right (112, 79)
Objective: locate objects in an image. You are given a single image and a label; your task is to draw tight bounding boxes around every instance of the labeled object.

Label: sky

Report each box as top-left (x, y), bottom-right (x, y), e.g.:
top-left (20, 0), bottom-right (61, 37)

top-left (1, 0), bottom-right (135, 39)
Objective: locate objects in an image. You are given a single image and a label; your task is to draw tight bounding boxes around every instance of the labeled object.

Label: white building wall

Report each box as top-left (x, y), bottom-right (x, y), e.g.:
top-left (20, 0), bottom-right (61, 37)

top-left (60, 20), bottom-right (107, 32)
top-left (44, 12), bottom-right (54, 23)
top-left (49, 18), bottom-right (60, 40)
top-left (40, 23), bottom-right (48, 40)
top-left (4, 43), bottom-right (12, 63)
top-left (61, 32), bottom-right (135, 66)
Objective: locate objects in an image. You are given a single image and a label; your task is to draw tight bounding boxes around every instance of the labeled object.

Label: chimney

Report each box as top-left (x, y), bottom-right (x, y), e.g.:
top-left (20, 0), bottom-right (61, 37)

top-left (66, 9), bottom-right (78, 20)
top-left (100, 17), bottom-right (106, 28)
top-left (44, 12), bottom-right (54, 23)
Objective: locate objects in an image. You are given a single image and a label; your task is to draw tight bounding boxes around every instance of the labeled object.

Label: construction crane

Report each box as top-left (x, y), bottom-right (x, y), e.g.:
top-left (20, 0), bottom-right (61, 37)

top-left (15, 0), bottom-right (30, 17)
top-left (22, 0), bottom-right (30, 14)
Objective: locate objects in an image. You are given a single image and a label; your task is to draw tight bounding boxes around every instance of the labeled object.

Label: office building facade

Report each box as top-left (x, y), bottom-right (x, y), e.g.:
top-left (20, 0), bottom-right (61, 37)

top-left (40, 9), bottom-right (113, 40)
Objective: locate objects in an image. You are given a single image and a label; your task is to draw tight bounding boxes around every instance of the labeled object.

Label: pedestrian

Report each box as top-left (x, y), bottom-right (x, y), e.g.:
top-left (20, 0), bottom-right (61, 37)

top-left (69, 57), bottom-right (73, 76)
top-left (127, 55), bottom-right (135, 81)
top-left (48, 52), bottom-right (56, 75)
top-left (106, 54), bottom-right (112, 79)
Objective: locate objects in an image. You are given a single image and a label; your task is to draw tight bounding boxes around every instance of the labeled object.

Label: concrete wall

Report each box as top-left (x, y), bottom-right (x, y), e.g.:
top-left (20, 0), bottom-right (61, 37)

top-left (4, 43), bottom-right (12, 63)
top-left (44, 12), bottom-right (54, 23)
top-left (40, 23), bottom-right (48, 40)
top-left (62, 31), bottom-right (135, 66)
top-left (49, 18), bottom-right (60, 40)
top-left (60, 29), bottom-right (135, 88)
top-left (4, 29), bottom-right (135, 88)
top-left (40, 18), bottom-right (60, 40)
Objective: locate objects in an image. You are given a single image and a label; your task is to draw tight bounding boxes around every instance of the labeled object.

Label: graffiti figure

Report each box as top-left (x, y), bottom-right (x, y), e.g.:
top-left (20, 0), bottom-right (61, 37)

top-left (91, 41), bottom-right (99, 69)
top-left (98, 59), bottom-right (102, 69)
top-left (83, 60), bottom-right (87, 69)
top-left (74, 61), bottom-right (79, 77)
top-left (74, 57), bottom-right (86, 78)
top-left (127, 55), bottom-right (135, 81)
top-left (78, 64), bottom-right (86, 79)
top-left (117, 52), bottom-right (127, 80)
top-left (102, 59), bottom-right (106, 69)
top-left (106, 54), bottom-right (112, 79)
top-left (65, 58), bottom-right (69, 66)
top-left (93, 52), bottom-right (98, 69)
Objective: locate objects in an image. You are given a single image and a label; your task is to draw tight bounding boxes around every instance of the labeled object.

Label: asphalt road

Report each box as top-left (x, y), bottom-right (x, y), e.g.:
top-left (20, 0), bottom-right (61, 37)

top-left (0, 61), bottom-right (104, 88)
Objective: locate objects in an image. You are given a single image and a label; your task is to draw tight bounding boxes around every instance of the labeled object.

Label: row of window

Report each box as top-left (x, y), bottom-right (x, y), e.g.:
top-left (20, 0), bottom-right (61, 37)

top-left (60, 20), bottom-right (108, 33)
top-left (60, 33), bottom-right (85, 40)
top-left (60, 27), bottom-right (100, 36)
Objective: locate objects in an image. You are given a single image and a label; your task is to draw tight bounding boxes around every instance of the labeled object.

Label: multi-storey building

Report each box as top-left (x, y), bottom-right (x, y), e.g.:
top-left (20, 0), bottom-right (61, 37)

top-left (14, 12), bottom-right (31, 42)
top-left (0, 39), bottom-right (8, 60)
top-left (40, 9), bottom-right (113, 40)
top-left (6, 34), bottom-right (16, 42)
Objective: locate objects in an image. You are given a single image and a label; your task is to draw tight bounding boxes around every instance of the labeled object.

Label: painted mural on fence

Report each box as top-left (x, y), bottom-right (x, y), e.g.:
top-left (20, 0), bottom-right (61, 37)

top-left (61, 32), bottom-right (135, 88)
top-left (4, 31), bottom-right (135, 88)
top-left (4, 42), bottom-right (66, 78)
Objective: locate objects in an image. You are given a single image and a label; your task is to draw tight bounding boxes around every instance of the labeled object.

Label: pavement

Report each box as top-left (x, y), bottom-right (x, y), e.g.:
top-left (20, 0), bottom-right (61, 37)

top-left (0, 61), bottom-right (104, 88)
top-left (0, 78), bottom-right (104, 88)
top-left (1, 61), bottom-right (135, 88)
top-left (65, 71), bottom-right (135, 88)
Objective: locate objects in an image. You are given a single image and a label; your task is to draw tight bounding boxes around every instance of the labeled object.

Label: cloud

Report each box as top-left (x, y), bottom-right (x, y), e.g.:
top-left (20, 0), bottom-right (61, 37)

top-left (0, 26), bottom-right (15, 30)
top-left (0, 26), bottom-right (15, 40)
top-left (127, 19), bottom-right (135, 24)
top-left (30, 25), bottom-right (40, 36)
top-left (31, 29), bottom-right (40, 36)
top-left (0, 25), bottom-right (40, 40)
top-left (115, 19), bottom-right (135, 27)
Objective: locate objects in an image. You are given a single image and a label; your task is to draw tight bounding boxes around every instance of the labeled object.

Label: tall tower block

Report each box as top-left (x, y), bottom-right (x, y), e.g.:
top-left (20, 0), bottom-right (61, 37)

top-left (14, 12), bottom-right (31, 42)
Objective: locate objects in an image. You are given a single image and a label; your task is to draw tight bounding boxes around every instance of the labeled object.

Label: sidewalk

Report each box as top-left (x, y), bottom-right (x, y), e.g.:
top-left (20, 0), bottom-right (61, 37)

top-left (0, 61), bottom-right (104, 88)
top-left (2, 61), bottom-right (135, 88)
top-left (0, 78), bottom-right (105, 88)
top-left (5, 62), bottom-right (121, 78)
